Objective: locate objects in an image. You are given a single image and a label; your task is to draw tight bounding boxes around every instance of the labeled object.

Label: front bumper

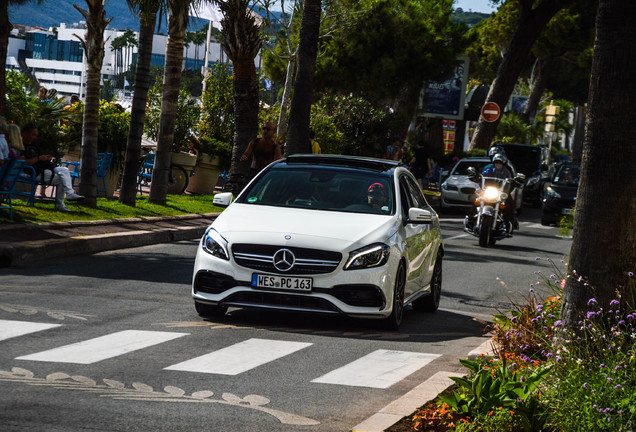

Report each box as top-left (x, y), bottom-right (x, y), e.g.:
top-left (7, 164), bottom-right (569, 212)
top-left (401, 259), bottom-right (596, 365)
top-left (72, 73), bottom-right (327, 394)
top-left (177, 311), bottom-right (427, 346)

top-left (192, 247), bottom-right (397, 319)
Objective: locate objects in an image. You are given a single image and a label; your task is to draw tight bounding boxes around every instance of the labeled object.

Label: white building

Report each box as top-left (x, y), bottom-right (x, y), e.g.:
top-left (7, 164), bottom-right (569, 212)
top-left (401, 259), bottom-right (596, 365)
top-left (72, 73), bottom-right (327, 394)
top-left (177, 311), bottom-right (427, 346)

top-left (6, 21), bottom-right (231, 100)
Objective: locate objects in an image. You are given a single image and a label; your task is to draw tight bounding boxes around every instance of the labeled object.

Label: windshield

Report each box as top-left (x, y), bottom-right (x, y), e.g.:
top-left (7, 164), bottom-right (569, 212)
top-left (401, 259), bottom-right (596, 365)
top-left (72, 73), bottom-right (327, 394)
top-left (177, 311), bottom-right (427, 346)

top-left (452, 160), bottom-right (489, 176)
top-left (553, 164), bottom-right (580, 186)
top-left (238, 166), bottom-right (395, 215)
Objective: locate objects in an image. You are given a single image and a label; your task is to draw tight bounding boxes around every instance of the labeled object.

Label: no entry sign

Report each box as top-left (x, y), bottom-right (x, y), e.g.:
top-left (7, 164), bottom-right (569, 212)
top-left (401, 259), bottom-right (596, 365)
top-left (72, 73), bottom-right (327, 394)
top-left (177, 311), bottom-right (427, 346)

top-left (481, 102), bottom-right (501, 122)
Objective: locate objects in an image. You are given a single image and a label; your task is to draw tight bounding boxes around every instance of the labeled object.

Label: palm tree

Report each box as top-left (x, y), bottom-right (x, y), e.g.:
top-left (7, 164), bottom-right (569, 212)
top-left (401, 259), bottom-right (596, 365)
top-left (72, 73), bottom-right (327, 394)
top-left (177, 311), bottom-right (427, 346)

top-left (119, 0), bottom-right (164, 206)
top-left (74, 0), bottom-right (112, 207)
top-left (110, 34), bottom-right (125, 76)
top-left (285, 0), bottom-right (321, 155)
top-left (0, 0), bottom-right (44, 116)
top-left (216, 0), bottom-right (262, 194)
top-left (192, 26), bottom-right (207, 67)
top-left (122, 29), bottom-right (138, 73)
top-left (148, 0), bottom-right (195, 204)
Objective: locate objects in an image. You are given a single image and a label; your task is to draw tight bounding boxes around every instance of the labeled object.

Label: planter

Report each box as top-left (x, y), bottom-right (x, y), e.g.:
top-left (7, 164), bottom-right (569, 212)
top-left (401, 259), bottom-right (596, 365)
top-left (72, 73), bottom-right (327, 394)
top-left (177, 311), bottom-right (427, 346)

top-left (186, 153), bottom-right (222, 195)
top-left (171, 152), bottom-right (198, 174)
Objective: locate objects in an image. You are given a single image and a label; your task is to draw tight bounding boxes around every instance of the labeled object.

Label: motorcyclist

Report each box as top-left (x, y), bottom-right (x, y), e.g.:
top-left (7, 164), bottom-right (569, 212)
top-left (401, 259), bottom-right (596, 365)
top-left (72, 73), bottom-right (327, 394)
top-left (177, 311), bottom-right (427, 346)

top-left (481, 153), bottom-right (519, 230)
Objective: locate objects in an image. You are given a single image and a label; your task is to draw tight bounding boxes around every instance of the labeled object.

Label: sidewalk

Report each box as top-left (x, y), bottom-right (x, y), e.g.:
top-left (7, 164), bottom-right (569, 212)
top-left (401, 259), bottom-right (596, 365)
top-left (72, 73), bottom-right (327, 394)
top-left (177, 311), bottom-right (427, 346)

top-left (0, 213), bottom-right (218, 268)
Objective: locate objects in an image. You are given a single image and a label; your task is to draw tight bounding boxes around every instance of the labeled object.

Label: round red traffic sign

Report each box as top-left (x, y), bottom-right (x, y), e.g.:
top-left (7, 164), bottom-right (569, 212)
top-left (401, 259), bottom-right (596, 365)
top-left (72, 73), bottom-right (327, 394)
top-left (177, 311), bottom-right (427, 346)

top-left (481, 102), bottom-right (501, 122)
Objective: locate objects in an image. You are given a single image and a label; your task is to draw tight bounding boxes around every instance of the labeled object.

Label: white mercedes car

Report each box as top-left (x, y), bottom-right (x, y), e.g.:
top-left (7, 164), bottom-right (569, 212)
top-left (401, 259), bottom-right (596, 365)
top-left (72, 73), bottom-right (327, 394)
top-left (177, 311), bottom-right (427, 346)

top-left (192, 155), bottom-right (444, 330)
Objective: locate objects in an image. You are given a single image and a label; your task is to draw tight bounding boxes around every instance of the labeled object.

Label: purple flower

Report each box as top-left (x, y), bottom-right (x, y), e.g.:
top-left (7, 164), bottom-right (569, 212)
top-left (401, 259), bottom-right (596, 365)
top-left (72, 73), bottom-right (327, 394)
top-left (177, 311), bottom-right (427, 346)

top-left (583, 382), bottom-right (588, 388)
top-left (610, 299), bottom-right (620, 307)
top-left (588, 298), bottom-right (598, 306)
top-left (600, 363), bottom-right (606, 368)
top-left (535, 257), bottom-right (541, 260)
top-left (554, 320), bottom-right (563, 327)
top-left (629, 272), bottom-right (634, 277)
top-left (593, 404), bottom-right (598, 409)
top-left (614, 385), bottom-right (622, 389)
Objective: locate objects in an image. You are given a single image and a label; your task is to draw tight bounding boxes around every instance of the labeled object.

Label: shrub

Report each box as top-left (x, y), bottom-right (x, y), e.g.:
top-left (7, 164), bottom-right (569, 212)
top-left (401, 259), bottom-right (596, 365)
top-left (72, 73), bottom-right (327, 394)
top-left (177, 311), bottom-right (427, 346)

top-left (198, 136), bottom-right (232, 170)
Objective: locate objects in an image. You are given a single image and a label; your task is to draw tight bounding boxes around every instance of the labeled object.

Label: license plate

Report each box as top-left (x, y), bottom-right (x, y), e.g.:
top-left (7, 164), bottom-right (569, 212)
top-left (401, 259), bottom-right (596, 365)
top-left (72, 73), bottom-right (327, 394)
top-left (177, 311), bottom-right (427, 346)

top-left (562, 208), bottom-right (574, 215)
top-left (252, 274), bottom-right (313, 291)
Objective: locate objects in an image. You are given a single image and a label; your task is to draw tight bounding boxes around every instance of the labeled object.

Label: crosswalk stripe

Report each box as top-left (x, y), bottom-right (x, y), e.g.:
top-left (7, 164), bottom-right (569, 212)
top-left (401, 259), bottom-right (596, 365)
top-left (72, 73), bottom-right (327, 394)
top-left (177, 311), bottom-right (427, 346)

top-left (0, 319), bottom-right (62, 342)
top-left (311, 349), bottom-right (439, 389)
top-left (15, 330), bottom-right (188, 364)
top-left (164, 338), bottom-right (312, 375)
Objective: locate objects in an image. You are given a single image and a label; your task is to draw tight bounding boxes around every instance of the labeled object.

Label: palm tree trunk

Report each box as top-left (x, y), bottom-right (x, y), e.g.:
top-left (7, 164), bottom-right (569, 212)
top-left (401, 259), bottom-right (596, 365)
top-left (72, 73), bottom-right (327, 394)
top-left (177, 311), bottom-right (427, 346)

top-left (119, 6), bottom-right (158, 206)
top-left (276, 53), bottom-right (295, 138)
top-left (561, 0), bottom-right (636, 327)
top-left (75, 1), bottom-right (111, 207)
top-left (285, 0), bottom-right (321, 155)
top-left (469, 0), bottom-right (565, 150)
top-left (149, 0), bottom-right (191, 205)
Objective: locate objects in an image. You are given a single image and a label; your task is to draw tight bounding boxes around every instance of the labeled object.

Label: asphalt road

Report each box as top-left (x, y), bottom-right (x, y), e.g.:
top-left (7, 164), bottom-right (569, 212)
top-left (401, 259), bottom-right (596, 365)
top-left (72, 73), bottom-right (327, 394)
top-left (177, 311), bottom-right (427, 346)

top-left (0, 206), bottom-right (572, 432)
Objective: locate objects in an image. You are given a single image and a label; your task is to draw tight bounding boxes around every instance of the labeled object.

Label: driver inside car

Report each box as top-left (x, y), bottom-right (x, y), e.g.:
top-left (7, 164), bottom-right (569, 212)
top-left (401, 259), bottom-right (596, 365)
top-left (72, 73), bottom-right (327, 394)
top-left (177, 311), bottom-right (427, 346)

top-left (367, 182), bottom-right (388, 214)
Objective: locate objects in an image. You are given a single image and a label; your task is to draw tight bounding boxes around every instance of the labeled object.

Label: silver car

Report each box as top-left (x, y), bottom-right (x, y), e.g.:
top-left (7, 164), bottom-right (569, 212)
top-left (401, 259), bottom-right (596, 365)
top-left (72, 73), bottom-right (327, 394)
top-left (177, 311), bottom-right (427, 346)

top-left (440, 157), bottom-right (523, 212)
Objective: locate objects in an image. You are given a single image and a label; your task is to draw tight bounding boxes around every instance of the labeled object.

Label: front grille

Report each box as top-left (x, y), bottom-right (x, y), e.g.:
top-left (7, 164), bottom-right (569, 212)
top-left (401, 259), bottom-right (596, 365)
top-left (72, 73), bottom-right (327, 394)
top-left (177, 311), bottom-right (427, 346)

top-left (194, 270), bottom-right (248, 294)
top-left (232, 244), bottom-right (342, 275)
top-left (461, 187), bottom-right (476, 194)
top-left (222, 291), bottom-right (341, 314)
top-left (330, 284), bottom-right (385, 308)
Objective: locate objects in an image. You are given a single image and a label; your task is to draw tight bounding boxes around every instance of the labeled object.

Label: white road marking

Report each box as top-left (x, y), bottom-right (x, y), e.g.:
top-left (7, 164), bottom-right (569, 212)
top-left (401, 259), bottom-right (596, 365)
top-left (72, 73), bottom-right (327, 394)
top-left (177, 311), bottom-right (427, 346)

top-left (522, 222), bottom-right (553, 229)
top-left (311, 349), bottom-right (439, 389)
top-left (0, 319), bottom-right (62, 342)
top-left (445, 233), bottom-right (470, 241)
top-left (16, 330), bottom-right (188, 364)
top-left (164, 338), bottom-right (312, 375)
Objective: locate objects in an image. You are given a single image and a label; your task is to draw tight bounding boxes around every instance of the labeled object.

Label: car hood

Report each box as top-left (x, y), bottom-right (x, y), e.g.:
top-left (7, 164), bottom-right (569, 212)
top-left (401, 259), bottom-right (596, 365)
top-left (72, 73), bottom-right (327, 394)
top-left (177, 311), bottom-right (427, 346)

top-left (445, 175), bottom-right (478, 188)
top-left (210, 203), bottom-right (398, 251)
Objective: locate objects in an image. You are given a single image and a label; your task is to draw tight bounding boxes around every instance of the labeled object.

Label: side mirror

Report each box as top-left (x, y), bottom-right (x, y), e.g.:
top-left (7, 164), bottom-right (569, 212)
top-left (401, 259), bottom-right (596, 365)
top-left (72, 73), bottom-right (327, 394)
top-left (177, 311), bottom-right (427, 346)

top-left (407, 208), bottom-right (433, 224)
top-left (212, 192), bottom-right (233, 208)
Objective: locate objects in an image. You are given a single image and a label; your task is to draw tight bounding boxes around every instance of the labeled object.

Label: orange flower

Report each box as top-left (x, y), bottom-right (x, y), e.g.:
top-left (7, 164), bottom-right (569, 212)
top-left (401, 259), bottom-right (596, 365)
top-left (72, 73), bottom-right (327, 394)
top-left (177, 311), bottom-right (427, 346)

top-left (488, 410), bottom-right (494, 416)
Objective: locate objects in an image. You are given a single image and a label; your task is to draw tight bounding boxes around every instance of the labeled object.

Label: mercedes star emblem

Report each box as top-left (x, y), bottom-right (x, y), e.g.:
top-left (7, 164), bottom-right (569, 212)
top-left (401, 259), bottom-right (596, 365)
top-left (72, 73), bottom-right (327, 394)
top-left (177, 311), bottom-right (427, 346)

top-left (273, 248), bottom-right (295, 272)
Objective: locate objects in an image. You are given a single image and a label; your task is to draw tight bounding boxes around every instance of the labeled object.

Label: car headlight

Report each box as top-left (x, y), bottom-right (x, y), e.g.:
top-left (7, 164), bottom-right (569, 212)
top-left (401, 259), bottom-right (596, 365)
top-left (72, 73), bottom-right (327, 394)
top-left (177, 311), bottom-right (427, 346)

top-left (202, 228), bottom-right (230, 260)
top-left (483, 186), bottom-right (500, 201)
top-left (545, 186), bottom-right (561, 199)
top-left (344, 243), bottom-right (390, 270)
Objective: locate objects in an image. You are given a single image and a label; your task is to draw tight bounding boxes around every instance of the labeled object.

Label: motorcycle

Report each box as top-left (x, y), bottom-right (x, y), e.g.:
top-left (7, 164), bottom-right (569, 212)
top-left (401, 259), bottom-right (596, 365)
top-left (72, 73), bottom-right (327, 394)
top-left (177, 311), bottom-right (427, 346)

top-left (463, 168), bottom-right (525, 247)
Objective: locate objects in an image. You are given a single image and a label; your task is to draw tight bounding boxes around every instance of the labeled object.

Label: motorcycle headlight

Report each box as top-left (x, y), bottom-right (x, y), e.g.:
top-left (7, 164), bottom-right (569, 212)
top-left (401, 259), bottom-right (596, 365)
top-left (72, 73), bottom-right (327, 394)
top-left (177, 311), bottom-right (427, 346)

top-left (546, 186), bottom-right (561, 199)
top-left (344, 243), bottom-right (390, 270)
top-left (202, 228), bottom-right (230, 260)
top-left (483, 186), bottom-right (500, 201)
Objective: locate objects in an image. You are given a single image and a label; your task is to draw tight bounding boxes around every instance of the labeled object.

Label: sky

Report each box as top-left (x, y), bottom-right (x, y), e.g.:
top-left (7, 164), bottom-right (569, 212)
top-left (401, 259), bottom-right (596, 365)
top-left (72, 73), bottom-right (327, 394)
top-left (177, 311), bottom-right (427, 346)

top-left (454, 0), bottom-right (498, 13)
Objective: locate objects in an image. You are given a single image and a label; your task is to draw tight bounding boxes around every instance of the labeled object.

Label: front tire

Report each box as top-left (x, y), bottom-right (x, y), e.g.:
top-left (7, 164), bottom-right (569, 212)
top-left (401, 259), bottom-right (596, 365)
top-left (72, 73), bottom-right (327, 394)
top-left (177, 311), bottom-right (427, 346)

top-left (384, 262), bottom-right (406, 331)
top-left (479, 215), bottom-right (492, 247)
top-left (413, 253), bottom-right (442, 313)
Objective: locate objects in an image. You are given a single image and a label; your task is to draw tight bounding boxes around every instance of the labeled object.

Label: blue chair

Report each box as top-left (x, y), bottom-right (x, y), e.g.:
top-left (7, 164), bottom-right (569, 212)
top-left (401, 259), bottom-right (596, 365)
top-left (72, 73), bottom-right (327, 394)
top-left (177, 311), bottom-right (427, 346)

top-left (137, 152), bottom-right (155, 195)
top-left (96, 153), bottom-right (113, 197)
top-left (12, 165), bottom-right (38, 206)
top-left (218, 169), bottom-right (228, 191)
top-left (48, 152), bottom-right (113, 197)
top-left (1, 159), bottom-right (27, 221)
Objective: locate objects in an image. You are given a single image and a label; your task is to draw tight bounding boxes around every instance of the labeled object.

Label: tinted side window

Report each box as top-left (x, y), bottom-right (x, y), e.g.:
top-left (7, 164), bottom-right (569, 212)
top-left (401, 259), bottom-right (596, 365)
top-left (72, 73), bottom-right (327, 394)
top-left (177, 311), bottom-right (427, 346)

top-left (405, 177), bottom-right (426, 208)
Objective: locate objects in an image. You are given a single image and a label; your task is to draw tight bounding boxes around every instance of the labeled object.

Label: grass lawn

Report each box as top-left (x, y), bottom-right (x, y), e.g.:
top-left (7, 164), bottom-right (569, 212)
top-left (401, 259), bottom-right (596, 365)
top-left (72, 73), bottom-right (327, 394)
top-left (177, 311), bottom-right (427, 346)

top-left (1, 194), bottom-right (224, 225)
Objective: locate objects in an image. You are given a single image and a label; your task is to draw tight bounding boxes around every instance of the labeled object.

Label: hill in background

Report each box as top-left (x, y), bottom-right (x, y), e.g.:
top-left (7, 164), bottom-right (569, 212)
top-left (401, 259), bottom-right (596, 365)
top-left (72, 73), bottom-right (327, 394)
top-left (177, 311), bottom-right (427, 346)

top-left (9, 0), bottom-right (490, 33)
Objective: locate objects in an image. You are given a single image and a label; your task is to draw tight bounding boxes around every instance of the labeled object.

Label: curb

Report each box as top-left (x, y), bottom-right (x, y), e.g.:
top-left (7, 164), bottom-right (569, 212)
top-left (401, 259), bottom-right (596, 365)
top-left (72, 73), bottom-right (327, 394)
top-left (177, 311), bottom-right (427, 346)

top-left (0, 214), bottom-right (219, 267)
top-left (351, 336), bottom-right (495, 432)
top-left (0, 213), bottom-right (219, 231)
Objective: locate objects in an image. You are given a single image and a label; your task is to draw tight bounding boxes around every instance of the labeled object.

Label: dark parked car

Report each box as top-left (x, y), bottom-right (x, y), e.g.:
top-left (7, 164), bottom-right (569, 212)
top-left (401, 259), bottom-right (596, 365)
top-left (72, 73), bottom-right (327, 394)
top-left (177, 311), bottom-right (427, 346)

top-left (541, 163), bottom-right (580, 226)
top-left (491, 143), bottom-right (550, 207)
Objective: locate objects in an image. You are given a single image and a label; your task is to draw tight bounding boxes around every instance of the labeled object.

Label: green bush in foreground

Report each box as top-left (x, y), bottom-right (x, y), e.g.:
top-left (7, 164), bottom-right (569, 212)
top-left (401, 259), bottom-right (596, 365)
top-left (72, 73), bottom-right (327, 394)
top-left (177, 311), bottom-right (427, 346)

top-left (438, 260), bottom-right (635, 432)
